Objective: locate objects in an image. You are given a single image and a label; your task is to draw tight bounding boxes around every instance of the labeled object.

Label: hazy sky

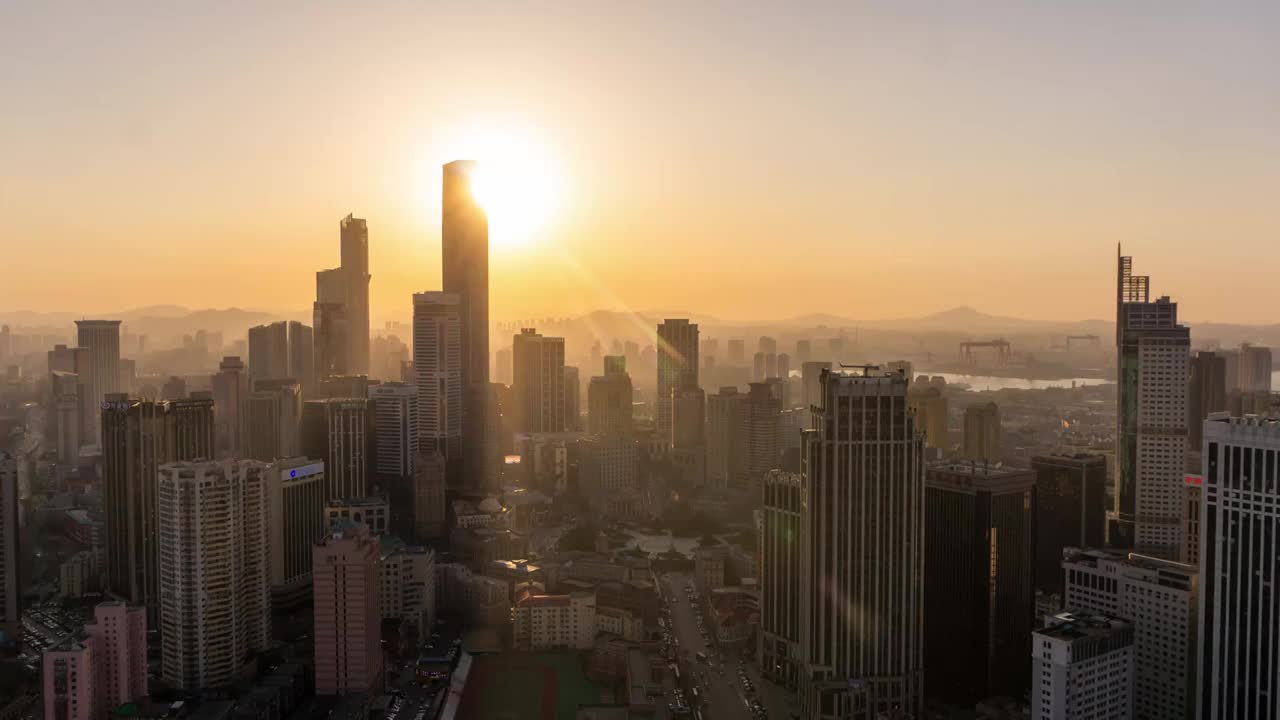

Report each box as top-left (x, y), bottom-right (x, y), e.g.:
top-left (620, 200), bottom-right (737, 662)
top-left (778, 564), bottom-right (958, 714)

top-left (2, 2), bottom-right (1277, 324)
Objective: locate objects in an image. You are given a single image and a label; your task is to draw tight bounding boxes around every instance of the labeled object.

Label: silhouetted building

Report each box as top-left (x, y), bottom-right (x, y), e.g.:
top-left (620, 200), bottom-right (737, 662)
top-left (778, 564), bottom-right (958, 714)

top-left (588, 356), bottom-right (633, 436)
top-left (512, 328), bottom-right (565, 433)
top-left (245, 381), bottom-right (302, 462)
top-left (76, 320), bottom-right (122, 442)
top-left (706, 386), bottom-right (743, 491)
top-left (740, 382), bottom-right (780, 490)
top-left (760, 470), bottom-right (801, 689)
top-left (301, 398), bottom-right (368, 499)
top-left (1030, 454), bottom-right (1107, 595)
top-left (0, 453), bottom-right (17, 639)
top-left (656, 319), bottom-right (699, 440)
top-left (339, 214), bottom-right (371, 375)
top-left (211, 356), bottom-right (249, 458)
top-left (1189, 351), bottom-right (1228, 452)
top-left (564, 365), bottom-right (580, 431)
top-left (924, 462), bottom-right (1035, 705)
top-left (249, 321), bottom-right (290, 385)
top-left (962, 402), bottom-right (1001, 464)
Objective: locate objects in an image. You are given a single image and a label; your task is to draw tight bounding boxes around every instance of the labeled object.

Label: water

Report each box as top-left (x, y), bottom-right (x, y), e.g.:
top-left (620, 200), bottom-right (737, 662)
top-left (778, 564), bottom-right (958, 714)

top-left (919, 372), bottom-right (1110, 391)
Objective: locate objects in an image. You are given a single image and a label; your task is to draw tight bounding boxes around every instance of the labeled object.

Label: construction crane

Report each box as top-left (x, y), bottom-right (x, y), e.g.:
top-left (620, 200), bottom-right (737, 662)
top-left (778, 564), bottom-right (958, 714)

top-left (959, 339), bottom-right (1012, 365)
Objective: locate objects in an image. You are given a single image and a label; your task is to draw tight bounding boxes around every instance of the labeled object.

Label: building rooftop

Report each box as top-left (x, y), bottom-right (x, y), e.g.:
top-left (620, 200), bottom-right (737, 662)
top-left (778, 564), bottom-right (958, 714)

top-left (1037, 611), bottom-right (1130, 642)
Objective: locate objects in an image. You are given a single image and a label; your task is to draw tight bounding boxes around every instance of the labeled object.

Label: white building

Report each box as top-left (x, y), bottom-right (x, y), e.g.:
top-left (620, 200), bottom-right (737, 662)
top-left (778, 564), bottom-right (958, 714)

top-left (1197, 415), bottom-right (1280, 719)
top-left (381, 538), bottom-right (436, 634)
top-left (1032, 611), bottom-right (1134, 720)
top-left (512, 590), bottom-right (596, 651)
top-left (157, 460), bottom-right (271, 690)
top-left (1062, 549), bottom-right (1197, 719)
top-left (369, 382), bottom-right (418, 478)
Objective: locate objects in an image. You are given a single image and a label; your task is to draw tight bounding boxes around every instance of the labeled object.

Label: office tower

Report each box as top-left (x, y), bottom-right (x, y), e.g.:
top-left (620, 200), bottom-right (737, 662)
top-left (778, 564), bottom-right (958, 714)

top-left (706, 387), bottom-right (743, 491)
top-left (339, 214), bottom-right (371, 375)
top-left (1115, 249), bottom-right (1190, 556)
top-left (740, 382), bottom-right (780, 490)
top-left (158, 460), bottom-right (271, 691)
top-left (1061, 549), bottom-right (1198, 719)
top-left (76, 320), bottom-right (121, 441)
top-left (102, 395), bottom-right (214, 619)
top-left (248, 321), bottom-right (290, 385)
top-left (42, 635), bottom-right (96, 720)
top-left (442, 161), bottom-right (490, 491)
top-left (656, 319), bottom-right (699, 440)
top-left (313, 272), bottom-right (348, 381)
top-left (512, 328), bottom-right (565, 433)
top-left (1189, 351), bottom-right (1228, 452)
top-left (801, 361), bottom-right (832, 414)
top-left (369, 382), bottom-right (418, 478)
top-left (288, 321), bottom-right (314, 393)
top-left (587, 357), bottom-right (633, 436)
top-left (1030, 454), bottom-right (1107, 595)
top-left (1238, 343), bottom-right (1273, 393)
top-left (0, 453), bottom-right (17, 640)
top-left (907, 384), bottom-right (948, 451)
top-left (760, 470), bottom-right (801, 689)
top-left (753, 352), bottom-right (765, 381)
top-left (962, 402), bottom-right (1001, 464)
top-left (564, 365), bottom-right (580, 431)
top-left (301, 398), bottom-right (368, 499)
top-left (727, 339), bottom-right (745, 365)
top-left (1198, 415), bottom-right (1280, 719)
top-left (495, 347), bottom-right (512, 385)
top-left (245, 381), bottom-right (302, 461)
top-left (1182, 476), bottom-right (1201, 565)
top-left (49, 344), bottom-right (93, 447)
top-left (211, 356), bottom-right (249, 458)
top-left (412, 451), bottom-right (447, 540)
top-left (313, 521), bottom-right (384, 696)
top-left (798, 369), bottom-right (924, 719)
top-left (266, 458), bottom-right (326, 609)
top-left (795, 340), bottom-right (811, 364)
top-left (924, 463), bottom-right (1035, 705)
top-left (1031, 612), bottom-right (1134, 720)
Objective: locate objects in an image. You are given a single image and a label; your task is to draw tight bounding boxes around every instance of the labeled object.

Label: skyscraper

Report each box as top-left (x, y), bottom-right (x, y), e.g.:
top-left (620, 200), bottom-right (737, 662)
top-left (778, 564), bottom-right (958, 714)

top-left (564, 365), bottom-right (580, 431)
top-left (907, 384), bottom-right (948, 452)
top-left (102, 395), bottom-right (214, 621)
top-left (1237, 343), bottom-right (1273, 393)
top-left (211, 355), bottom-right (249, 458)
top-left (340, 214), bottom-right (371, 375)
top-left (727, 338), bottom-right (745, 365)
top-left (760, 470), bottom-right (801, 689)
top-left (1115, 248), bottom-right (1190, 557)
top-left (313, 271), bottom-right (348, 381)
top-left (301, 398), bottom-right (368, 500)
top-left (587, 356), bottom-right (633, 436)
top-left (0, 452), bottom-right (17, 640)
top-left (369, 382), bottom-right (418, 479)
top-left (924, 462), bottom-right (1035, 705)
top-left (248, 321), bottom-right (290, 385)
top-left (288, 320), bottom-right (315, 393)
top-left (158, 460), bottom-right (271, 691)
top-left (1197, 415), bottom-right (1280, 719)
top-left (961, 401), bottom-right (1001, 464)
top-left (656, 319), bottom-right (699, 440)
top-left (740, 382), bottom-right (780, 490)
top-left (412, 450), bottom-right (448, 541)
top-left (801, 361), bottom-right (832, 416)
top-left (87, 602), bottom-right (147, 711)
top-left (798, 368), bottom-right (924, 718)
top-left (1188, 350), bottom-right (1228, 453)
top-left (512, 328), bottom-right (565, 433)
top-left (245, 381), bottom-right (302, 462)
top-left (313, 521), bottom-right (384, 696)
top-left (76, 320), bottom-right (121, 441)
top-left (705, 387), bottom-right (743, 491)
top-left (266, 458), bottom-right (326, 609)
top-left (442, 161), bottom-right (490, 489)
top-left (1030, 454), bottom-right (1108, 595)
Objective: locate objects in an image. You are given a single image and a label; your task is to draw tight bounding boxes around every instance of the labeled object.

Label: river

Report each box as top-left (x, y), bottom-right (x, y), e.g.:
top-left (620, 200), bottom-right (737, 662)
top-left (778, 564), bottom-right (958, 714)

top-left (916, 372), bottom-right (1110, 391)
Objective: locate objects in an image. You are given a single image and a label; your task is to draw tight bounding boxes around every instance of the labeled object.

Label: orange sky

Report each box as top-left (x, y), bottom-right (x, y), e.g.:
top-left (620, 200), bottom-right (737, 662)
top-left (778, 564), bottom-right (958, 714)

top-left (2, 3), bottom-right (1277, 325)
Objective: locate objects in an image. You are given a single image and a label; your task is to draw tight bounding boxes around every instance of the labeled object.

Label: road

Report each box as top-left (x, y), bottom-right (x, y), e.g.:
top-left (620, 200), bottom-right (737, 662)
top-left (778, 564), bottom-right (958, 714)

top-left (662, 572), bottom-right (799, 720)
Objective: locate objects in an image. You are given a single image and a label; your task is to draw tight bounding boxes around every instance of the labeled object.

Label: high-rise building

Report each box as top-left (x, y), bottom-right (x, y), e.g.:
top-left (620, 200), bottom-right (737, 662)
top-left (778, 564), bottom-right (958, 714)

top-left (740, 382), bottom-right (780, 491)
top-left (53, 382), bottom-right (82, 465)
top-left (1182, 475), bottom-right (1201, 566)
top-left (924, 462), bottom-right (1035, 705)
top-left (313, 520), bottom-right (383, 696)
top-left (339, 214), bottom-right (371, 375)
top-left (412, 450), bottom-right (448, 541)
top-left (795, 340), bottom-right (811, 364)
top-left (248, 321), bottom-right (290, 386)
top-left (564, 365), bottom-right (580, 431)
top-left (587, 357), bottom-right (633, 436)
top-left (1189, 351), bottom-right (1228, 452)
top-left (380, 538), bottom-right (436, 634)
top-left (245, 381), bottom-right (302, 461)
top-left (88, 602), bottom-right (147, 711)
top-left (48, 344), bottom-right (93, 450)
top-left (760, 470), bottom-right (801, 690)
top-left (801, 361), bottom-right (832, 416)
top-left (1062, 549), bottom-right (1199, 719)
top-left (1237, 343), bottom-right (1273, 393)
top-left (512, 329), bottom-right (565, 433)
top-left (753, 352), bottom-right (765, 382)
top-left (1115, 248), bottom-right (1190, 557)
top-left (962, 402), bottom-right (1001, 464)
top-left (798, 368), bottom-right (924, 719)
top-left (301, 398), bottom-right (368, 499)
top-left (1030, 454), bottom-right (1107, 595)
top-left (266, 458), bottom-right (326, 609)
top-left (288, 321), bottom-right (315, 393)
top-left (705, 387), bottom-right (743, 491)
top-left (313, 270), bottom-right (348, 382)
top-left (102, 395), bottom-right (214, 620)
top-left (727, 339), bottom-right (745, 365)
top-left (656, 319), bottom-right (699, 440)
top-left (579, 435), bottom-right (643, 520)
top-left (495, 347), bottom-right (512, 385)
top-left (907, 384), bottom-right (948, 451)
top-left (1031, 612), bottom-right (1134, 720)
top-left (211, 356), bottom-right (249, 458)
top-left (42, 635), bottom-right (97, 720)
top-left (1197, 415), bottom-right (1280, 719)
top-left (158, 460), bottom-right (271, 690)
top-left (671, 385), bottom-right (706, 486)
top-left (442, 161), bottom-right (490, 490)
top-left (76, 320), bottom-right (121, 441)
top-left (369, 382), bottom-right (418, 479)
top-left (0, 452), bottom-right (17, 640)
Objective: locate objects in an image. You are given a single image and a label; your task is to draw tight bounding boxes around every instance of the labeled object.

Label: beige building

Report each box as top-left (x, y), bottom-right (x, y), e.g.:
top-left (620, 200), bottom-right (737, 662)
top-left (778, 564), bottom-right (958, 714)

top-left (512, 590), bottom-right (597, 651)
top-left (313, 521), bottom-right (383, 696)
top-left (962, 402), bottom-right (1000, 464)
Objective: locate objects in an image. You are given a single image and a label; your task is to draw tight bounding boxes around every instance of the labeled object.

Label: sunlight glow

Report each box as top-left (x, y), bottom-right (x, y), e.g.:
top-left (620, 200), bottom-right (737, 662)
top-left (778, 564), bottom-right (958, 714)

top-left (450, 128), bottom-right (561, 250)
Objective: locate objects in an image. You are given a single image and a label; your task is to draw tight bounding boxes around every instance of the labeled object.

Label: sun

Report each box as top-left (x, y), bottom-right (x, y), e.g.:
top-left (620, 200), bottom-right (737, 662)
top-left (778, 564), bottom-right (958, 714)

top-left (450, 129), bottom-right (560, 250)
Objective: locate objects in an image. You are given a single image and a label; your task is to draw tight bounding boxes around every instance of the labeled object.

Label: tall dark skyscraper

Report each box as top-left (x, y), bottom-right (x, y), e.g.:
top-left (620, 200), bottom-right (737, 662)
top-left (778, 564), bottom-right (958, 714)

top-left (442, 161), bottom-right (490, 488)
top-left (1115, 247), bottom-right (1190, 557)
top-left (1189, 350), bottom-right (1228, 453)
top-left (301, 398), bottom-right (368, 500)
top-left (798, 368), bottom-right (924, 719)
top-left (760, 469), bottom-right (801, 690)
top-left (1030, 453), bottom-right (1108, 596)
top-left (339, 214), bottom-right (370, 376)
top-left (656, 319), bottom-right (699, 440)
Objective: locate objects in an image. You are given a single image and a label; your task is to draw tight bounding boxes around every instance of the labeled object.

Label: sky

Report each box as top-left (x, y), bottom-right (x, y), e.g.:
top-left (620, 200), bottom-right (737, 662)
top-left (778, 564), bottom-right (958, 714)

top-left (1, 1), bottom-right (1277, 325)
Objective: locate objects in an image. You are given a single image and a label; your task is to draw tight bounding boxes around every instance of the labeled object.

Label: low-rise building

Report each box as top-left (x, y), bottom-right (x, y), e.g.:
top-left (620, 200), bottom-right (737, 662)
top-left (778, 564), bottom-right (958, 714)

top-left (326, 496), bottom-right (390, 536)
top-left (512, 591), bottom-right (596, 651)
